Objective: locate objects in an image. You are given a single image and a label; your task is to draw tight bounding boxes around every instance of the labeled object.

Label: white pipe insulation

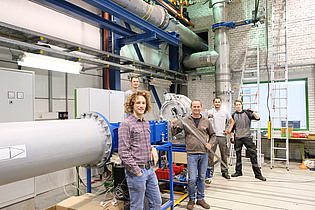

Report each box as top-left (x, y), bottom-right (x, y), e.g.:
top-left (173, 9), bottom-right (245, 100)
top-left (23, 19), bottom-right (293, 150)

top-left (0, 112), bottom-right (112, 186)
top-left (183, 50), bottom-right (219, 69)
top-left (111, 0), bottom-right (208, 51)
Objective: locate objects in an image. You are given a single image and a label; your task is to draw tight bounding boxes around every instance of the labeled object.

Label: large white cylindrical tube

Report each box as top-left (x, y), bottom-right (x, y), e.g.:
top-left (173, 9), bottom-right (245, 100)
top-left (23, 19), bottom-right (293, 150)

top-left (0, 112), bottom-right (112, 186)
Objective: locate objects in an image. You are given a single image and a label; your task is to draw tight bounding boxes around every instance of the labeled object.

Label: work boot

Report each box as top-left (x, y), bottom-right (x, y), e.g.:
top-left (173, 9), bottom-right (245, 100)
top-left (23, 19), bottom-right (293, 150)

top-left (196, 199), bottom-right (210, 209)
top-left (255, 175), bottom-right (267, 181)
top-left (186, 199), bottom-right (195, 210)
top-left (222, 173), bottom-right (231, 179)
top-left (231, 172), bottom-right (243, 177)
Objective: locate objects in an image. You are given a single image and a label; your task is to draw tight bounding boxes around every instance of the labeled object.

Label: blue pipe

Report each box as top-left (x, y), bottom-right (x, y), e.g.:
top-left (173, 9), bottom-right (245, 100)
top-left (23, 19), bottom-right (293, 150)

top-left (86, 167), bottom-right (92, 193)
top-left (212, 19), bottom-right (252, 30)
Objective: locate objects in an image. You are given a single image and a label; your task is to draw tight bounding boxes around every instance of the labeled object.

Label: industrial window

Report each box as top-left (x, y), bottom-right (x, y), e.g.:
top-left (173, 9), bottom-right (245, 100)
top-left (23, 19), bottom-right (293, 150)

top-left (241, 79), bottom-right (308, 130)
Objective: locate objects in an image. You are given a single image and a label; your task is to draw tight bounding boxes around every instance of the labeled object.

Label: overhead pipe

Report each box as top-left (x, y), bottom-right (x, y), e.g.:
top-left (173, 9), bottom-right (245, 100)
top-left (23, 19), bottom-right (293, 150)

top-left (110, 0), bottom-right (208, 51)
top-left (156, 0), bottom-right (194, 27)
top-left (102, 12), bottom-right (111, 90)
top-left (212, 0), bottom-right (232, 111)
top-left (183, 50), bottom-right (219, 69)
top-left (0, 112), bottom-right (112, 186)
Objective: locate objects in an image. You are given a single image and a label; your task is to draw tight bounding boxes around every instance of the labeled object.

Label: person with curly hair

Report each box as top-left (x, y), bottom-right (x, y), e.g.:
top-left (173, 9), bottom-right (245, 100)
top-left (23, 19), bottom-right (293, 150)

top-left (118, 90), bottom-right (161, 210)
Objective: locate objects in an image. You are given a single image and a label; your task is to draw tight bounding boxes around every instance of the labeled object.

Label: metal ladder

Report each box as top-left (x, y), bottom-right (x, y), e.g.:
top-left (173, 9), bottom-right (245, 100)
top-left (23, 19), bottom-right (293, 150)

top-left (228, 46), bottom-right (262, 166)
top-left (270, 0), bottom-right (289, 170)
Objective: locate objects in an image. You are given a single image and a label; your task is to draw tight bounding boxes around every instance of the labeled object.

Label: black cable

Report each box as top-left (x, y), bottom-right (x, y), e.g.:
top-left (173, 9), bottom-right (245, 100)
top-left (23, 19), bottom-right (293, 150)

top-left (76, 167), bottom-right (87, 187)
top-left (265, 0), bottom-right (271, 122)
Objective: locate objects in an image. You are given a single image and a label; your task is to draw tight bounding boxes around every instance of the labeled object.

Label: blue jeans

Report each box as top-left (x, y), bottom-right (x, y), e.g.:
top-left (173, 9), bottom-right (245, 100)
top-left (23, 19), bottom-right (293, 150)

top-left (125, 167), bottom-right (162, 210)
top-left (187, 153), bottom-right (208, 201)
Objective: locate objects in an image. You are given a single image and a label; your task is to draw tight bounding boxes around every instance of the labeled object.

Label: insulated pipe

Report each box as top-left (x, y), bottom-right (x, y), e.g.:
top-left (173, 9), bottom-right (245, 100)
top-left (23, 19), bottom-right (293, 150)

top-left (183, 50), bottom-right (219, 69)
top-left (212, 1), bottom-right (231, 111)
top-left (111, 0), bottom-right (208, 51)
top-left (0, 112), bottom-right (112, 186)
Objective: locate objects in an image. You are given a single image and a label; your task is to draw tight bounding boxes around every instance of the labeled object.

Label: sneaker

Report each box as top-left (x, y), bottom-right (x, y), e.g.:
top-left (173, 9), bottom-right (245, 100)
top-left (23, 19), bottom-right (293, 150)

top-left (196, 199), bottom-right (210, 209)
top-left (186, 199), bottom-right (195, 210)
top-left (231, 172), bottom-right (243, 177)
top-left (222, 173), bottom-right (231, 179)
top-left (205, 178), bottom-right (212, 184)
top-left (255, 175), bottom-right (267, 181)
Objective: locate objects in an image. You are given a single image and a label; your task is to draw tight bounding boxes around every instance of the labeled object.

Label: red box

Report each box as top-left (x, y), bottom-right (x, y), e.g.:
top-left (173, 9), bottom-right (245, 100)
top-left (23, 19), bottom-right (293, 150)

top-left (172, 164), bottom-right (184, 175)
top-left (155, 168), bottom-right (172, 180)
top-left (155, 165), bottom-right (184, 180)
top-left (299, 133), bottom-right (306, 138)
top-left (292, 133), bottom-right (299, 138)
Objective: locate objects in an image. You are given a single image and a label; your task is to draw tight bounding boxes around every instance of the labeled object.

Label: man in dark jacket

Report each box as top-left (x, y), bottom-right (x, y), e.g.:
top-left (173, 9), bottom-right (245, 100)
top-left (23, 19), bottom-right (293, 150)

top-left (230, 99), bottom-right (266, 181)
top-left (172, 100), bottom-right (216, 210)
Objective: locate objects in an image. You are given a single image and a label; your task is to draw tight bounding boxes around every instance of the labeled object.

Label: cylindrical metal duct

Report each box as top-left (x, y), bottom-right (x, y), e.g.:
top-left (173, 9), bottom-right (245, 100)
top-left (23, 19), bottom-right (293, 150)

top-left (0, 112), bottom-right (112, 186)
top-left (112, 0), bottom-right (169, 29)
top-left (166, 19), bottom-right (208, 51)
top-left (111, 0), bottom-right (208, 51)
top-left (183, 50), bottom-right (219, 69)
top-left (212, 1), bottom-right (231, 111)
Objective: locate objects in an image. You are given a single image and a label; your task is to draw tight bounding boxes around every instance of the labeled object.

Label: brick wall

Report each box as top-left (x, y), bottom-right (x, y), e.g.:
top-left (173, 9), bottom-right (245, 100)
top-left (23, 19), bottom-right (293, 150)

top-left (186, 0), bottom-right (315, 160)
top-left (187, 74), bottom-right (215, 110)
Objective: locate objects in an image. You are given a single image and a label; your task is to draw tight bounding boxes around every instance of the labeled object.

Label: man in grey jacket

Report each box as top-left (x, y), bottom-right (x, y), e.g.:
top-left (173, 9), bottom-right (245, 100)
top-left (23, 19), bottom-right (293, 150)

top-left (231, 99), bottom-right (266, 181)
top-left (172, 100), bottom-right (216, 210)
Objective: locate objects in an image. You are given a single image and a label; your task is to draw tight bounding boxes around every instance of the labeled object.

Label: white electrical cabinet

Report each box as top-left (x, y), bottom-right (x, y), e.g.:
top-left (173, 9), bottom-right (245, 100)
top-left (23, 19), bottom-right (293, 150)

top-left (0, 68), bottom-right (35, 208)
top-left (76, 88), bottom-right (124, 123)
top-left (0, 68), bottom-right (34, 122)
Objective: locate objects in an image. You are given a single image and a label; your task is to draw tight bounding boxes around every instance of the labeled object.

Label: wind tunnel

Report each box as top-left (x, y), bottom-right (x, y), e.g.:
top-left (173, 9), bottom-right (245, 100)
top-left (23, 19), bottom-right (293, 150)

top-left (0, 112), bottom-right (112, 186)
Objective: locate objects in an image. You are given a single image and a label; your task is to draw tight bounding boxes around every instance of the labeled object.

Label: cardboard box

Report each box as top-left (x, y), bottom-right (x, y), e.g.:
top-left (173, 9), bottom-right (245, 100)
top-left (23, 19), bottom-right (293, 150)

top-left (281, 127), bottom-right (293, 137)
top-left (172, 152), bottom-right (187, 164)
top-left (308, 134), bottom-right (315, 140)
top-left (45, 194), bottom-right (123, 210)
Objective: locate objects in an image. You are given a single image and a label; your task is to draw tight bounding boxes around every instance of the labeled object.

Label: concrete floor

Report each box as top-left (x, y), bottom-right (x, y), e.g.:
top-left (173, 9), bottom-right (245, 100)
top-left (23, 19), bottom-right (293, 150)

top-left (173, 160), bottom-right (315, 210)
top-left (2, 160), bottom-right (314, 210)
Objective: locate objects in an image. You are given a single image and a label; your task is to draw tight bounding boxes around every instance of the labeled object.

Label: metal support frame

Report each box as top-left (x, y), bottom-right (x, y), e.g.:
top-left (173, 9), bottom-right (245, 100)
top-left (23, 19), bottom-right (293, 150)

top-left (156, 142), bottom-right (174, 210)
top-left (31, 0), bottom-right (181, 90)
top-left (82, 0), bottom-right (180, 47)
top-left (123, 23), bottom-right (145, 62)
top-left (31, 0), bottom-right (134, 37)
top-left (0, 21), bottom-right (187, 83)
top-left (31, 0), bottom-right (179, 48)
top-left (149, 84), bottom-right (162, 109)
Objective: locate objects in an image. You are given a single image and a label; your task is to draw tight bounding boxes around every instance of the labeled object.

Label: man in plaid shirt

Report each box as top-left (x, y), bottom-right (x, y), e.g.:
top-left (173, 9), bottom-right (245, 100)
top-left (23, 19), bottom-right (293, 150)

top-left (118, 90), bottom-right (161, 210)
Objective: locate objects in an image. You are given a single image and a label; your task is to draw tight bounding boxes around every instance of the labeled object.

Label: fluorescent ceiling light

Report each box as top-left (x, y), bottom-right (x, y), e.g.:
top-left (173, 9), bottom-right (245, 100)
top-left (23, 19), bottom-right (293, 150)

top-left (149, 78), bottom-right (172, 87)
top-left (17, 52), bottom-right (82, 74)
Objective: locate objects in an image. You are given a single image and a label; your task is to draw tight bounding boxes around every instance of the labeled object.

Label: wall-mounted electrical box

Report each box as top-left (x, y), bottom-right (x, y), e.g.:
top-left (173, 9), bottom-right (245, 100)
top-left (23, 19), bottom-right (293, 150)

top-left (76, 88), bottom-right (124, 123)
top-left (0, 68), bottom-right (34, 122)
